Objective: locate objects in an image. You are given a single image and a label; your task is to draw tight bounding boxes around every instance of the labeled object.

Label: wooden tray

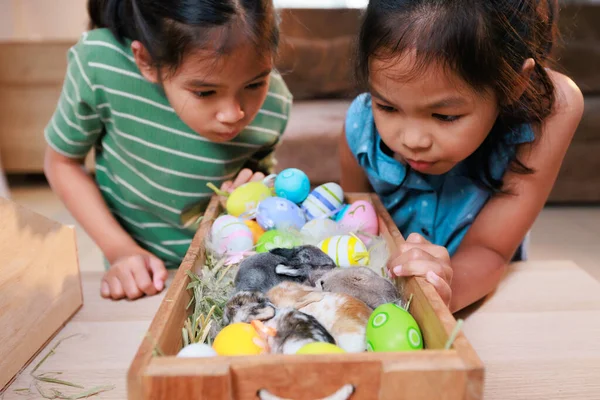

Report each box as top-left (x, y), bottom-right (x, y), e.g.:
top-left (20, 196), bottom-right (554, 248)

top-left (127, 193), bottom-right (484, 399)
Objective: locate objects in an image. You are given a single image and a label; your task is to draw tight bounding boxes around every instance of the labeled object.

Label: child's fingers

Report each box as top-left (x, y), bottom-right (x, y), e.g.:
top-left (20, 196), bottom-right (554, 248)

top-left (250, 172), bottom-right (265, 182)
top-left (405, 232), bottom-right (430, 244)
top-left (100, 278), bottom-right (111, 298)
top-left (115, 262), bottom-right (143, 300)
top-left (220, 180), bottom-right (233, 193)
top-left (107, 275), bottom-right (125, 300)
top-left (398, 242), bottom-right (451, 263)
top-left (232, 168), bottom-right (253, 188)
top-left (131, 259), bottom-right (157, 296)
top-left (147, 255), bottom-right (167, 292)
top-left (426, 271), bottom-right (452, 306)
top-left (392, 259), bottom-right (452, 283)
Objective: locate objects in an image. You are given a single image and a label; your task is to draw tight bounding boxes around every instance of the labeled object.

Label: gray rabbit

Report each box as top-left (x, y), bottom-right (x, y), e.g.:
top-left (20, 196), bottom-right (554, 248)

top-left (307, 267), bottom-right (401, 310)
top-left (233, 245), bottom-right (336, 293)
top-left (223, 291), bottom-right (276, 326)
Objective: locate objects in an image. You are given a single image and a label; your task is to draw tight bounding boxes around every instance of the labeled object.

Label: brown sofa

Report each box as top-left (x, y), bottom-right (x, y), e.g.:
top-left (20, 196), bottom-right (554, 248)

top-left (273, 4), bottom-right (600, 204)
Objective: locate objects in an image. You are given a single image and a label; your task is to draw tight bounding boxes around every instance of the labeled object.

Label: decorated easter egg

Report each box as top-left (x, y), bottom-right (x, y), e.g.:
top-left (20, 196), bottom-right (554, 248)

top-left (177, 343), bottom-right (218, 358)
top-left (301, 183), bottom-right (344, 221)
top-left (274, 168), bottom-right (311, 204)
top-left (318, 234), bottom-right (369, 268)
top-left (300, 218), bottom-right (338, 242)
top-left (338, 200), bottom-right (379, 236)
top-left (256, 229), bottom-right (302, 253)
top-left (212, 322), bottom-right (263, 356)
top-left (366, 303), bottom-right (423, 352)
top-left (334, 204), bottom-right (350, 222)
top-left (211, 215), bottom-right (254, 255)
top-left (296, 342), bottom-right (346, 355)
top-left (256, 197), bottom-right (306, 231)
top-left (226, 182), bottom-right (272, 217)
top-left (244, 220), bottom-right (265, 244)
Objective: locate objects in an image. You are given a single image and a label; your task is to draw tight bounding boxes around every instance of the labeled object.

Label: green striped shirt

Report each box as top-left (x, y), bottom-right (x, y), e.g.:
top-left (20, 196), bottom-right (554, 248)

top-left (45, 29), bottom-right (293, 267)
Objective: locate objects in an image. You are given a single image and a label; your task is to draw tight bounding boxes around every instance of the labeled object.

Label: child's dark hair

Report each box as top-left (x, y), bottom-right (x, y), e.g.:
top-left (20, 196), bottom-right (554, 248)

top-left (88, 0), bottom-right (279, 76)
top-left (357, 0), bottom-right (559, 193)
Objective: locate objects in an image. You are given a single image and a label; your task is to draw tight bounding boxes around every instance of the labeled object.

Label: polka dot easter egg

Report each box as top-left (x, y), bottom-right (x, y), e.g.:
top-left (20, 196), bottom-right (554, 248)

top-left (366, 303), bottom-right (423, 352)
top-left (301, 183), bottom-right (344, 221)
top-left (338, 200), bottom-right (379, 240)
top-left (226, 181), bottom-right (272, 217)
top-left (211, 215), bottom-right (254, 256)
top-left (256, 197), bottom-right (306, 231)
top-left (274, 168), bottom-right (311, 204)
top-left (318, 234), bottom-right (369, 268)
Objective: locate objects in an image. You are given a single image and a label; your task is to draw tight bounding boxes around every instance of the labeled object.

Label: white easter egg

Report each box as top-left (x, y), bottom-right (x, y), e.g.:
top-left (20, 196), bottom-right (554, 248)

top-left (211, 215), bottom-right (254, 256)
top-left (301, 183), bottom-right (344, 221)
top-left (318, 234), bottom-right (370, 268)
top-left (177, 343), bottom-right (218, 358)
top-left (300, 218), bottom-right (339, 242)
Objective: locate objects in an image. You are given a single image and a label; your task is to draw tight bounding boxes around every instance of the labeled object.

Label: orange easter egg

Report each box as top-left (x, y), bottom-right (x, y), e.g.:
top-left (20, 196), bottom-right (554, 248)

top-left (244, 220), bottom-right (265, 244)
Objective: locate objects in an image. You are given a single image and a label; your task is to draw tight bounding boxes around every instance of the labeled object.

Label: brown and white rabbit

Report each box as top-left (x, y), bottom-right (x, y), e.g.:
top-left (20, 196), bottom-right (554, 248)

top-left (223, 291), bottom-right (336, 355)
top-left (267, 281), bottom-right (371, 353)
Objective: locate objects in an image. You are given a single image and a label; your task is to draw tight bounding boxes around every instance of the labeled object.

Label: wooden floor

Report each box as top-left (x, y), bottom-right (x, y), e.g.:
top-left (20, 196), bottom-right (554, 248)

top-left (5, 176), bottom-right (600, 283)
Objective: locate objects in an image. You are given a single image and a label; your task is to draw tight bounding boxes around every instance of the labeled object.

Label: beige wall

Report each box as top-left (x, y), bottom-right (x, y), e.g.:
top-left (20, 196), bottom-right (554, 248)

top-left (0, 0), bottom-right (87, 41)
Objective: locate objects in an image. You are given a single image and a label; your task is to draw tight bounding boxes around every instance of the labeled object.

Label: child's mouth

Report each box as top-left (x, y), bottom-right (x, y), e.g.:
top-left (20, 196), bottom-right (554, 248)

top-left (406, 159), bottom-right (435, 172)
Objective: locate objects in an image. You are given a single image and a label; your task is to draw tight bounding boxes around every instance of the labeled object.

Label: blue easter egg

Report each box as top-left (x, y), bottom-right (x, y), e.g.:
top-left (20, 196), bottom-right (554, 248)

top-left (301, 183), bottom-right (344, 221)
top-left (334, 204), bottom-right (350, 222)
top-left (274, 168), bottom-right (311, 204)
top-left (256, 197), bottom-right (306, 231)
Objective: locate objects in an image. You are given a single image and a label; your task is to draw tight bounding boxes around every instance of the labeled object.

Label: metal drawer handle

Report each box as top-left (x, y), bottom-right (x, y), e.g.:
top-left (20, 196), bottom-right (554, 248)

top-left (258, 384), bottom-right (355, 400)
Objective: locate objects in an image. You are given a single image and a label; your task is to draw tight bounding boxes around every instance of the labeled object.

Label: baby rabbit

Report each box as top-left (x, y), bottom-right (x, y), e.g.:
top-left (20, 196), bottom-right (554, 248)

top-left (223, 291), bottom-right (335, 355)
top-left (308, 267), bottom-right (401, 310)
top-left (233, 245), bottom-right (336, 293)
top-left (223, 291), bottom-right (276, 326)
top-left (261, 307), bottom-right (336, 355)
top-left (267, 281), bottom-right (371, 353)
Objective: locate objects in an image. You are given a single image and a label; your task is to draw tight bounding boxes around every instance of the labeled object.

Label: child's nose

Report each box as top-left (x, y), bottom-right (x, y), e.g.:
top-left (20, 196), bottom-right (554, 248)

top-left (216, 100), bottom-right (245, 124)
top-left (402, 128), bottom-right (433, 151)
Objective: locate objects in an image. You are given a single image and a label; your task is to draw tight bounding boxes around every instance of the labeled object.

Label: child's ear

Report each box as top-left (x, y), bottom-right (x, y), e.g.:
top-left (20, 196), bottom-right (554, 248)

top-left (131, 40), bottom-right (159, 83)
top-left (511, 58), bottom-right (536, 102)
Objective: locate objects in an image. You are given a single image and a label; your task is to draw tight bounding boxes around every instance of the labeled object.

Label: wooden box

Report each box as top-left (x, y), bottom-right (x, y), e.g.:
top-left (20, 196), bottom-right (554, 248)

top-left (128, 193), bottom-right (484, 399)
top-left (0, 197), bottom-right (83, 390)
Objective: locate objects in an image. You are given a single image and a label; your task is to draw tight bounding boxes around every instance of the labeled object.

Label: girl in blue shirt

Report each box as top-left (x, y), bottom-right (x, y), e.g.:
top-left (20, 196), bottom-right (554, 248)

top-left (340, 0), bottom-right (584, 312)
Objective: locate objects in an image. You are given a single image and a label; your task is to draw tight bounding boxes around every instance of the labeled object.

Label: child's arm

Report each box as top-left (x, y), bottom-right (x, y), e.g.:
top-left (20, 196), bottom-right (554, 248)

top-left (339, 126), bottom-right (372, 192)
top-left (44, 147), bottom-right (167, 300)
top-left (390, 71), bottom-right (584, 312)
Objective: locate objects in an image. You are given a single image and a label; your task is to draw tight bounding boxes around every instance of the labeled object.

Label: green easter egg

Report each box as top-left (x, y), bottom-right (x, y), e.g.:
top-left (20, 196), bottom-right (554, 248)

top-left (256, 230), bottom-right (302, 253)
top-left (366, 303), bottom-right (423, 352)
top-left (226, 182), bottom-right (272, 217)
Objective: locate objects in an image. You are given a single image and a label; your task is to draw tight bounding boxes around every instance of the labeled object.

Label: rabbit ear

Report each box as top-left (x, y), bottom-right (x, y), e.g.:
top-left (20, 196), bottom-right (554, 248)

top-left (269, 247), bottom-right (298, 259)
top-left (275, 264), bottom-right (303, 277)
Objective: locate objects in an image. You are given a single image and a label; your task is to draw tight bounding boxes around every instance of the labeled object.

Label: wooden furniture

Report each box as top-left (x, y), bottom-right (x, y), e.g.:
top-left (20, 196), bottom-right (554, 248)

top-left (0, 198), bottom-right (83, 389)
top-left (2, 259), bottom-right (599, 399)
top-left (127, 194), bottom-right (483, 400)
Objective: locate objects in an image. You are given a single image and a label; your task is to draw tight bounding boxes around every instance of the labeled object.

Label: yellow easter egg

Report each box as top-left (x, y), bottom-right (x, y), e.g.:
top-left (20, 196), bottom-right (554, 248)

top-left (213, 323), bottom-right (263, 356)
top-left (296, 342), bottom-right (346, 355)
top-left (244, 220), bottom-right (265, 244)
top-left (318, 234), bottom-right (369, 268)
top-left (227, 182), bottom-right (272, 217)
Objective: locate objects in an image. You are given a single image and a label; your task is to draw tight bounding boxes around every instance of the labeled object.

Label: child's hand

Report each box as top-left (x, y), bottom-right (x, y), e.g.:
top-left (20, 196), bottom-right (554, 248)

top-left (220, 168), bottom-right (266, 194)
top-left (100, 251), bottom-right (168, 300)
top-left (388, 233), bottom-right (453, 307)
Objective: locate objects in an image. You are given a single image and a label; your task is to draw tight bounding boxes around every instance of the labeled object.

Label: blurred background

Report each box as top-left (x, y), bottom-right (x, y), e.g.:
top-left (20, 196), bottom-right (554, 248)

top-left (0, 0), bottom-right (598, 279)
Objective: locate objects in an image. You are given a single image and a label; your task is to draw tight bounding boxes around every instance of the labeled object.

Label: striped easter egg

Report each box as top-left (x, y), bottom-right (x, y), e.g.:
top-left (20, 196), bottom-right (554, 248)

top-left (211, 215), bottom-right (254, 256)
top-left (301, 183), bottom-right (344, 221)
top-left (318, 234), bottom-right (370, 268)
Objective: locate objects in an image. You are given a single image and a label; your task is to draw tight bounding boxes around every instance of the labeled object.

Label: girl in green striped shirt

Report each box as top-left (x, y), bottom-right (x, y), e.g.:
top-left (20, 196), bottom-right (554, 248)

top-left (44, 0), bottom-right (293, 301)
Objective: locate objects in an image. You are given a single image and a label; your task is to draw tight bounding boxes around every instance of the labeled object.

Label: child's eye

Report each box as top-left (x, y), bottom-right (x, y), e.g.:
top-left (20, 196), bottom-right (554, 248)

top-left (433, 114), bottom-right (461, 122)
top-left (246, 81), bottom-right (266, 90)
top-left (194, 90), bottom-right (216, 98)
top-left (376, 103), bottom-right (396, 113)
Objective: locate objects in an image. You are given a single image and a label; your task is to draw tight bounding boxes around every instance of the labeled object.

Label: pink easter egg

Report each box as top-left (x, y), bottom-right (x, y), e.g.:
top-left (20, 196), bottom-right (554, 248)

top-left (339, 200), bottom-right (379, 239)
